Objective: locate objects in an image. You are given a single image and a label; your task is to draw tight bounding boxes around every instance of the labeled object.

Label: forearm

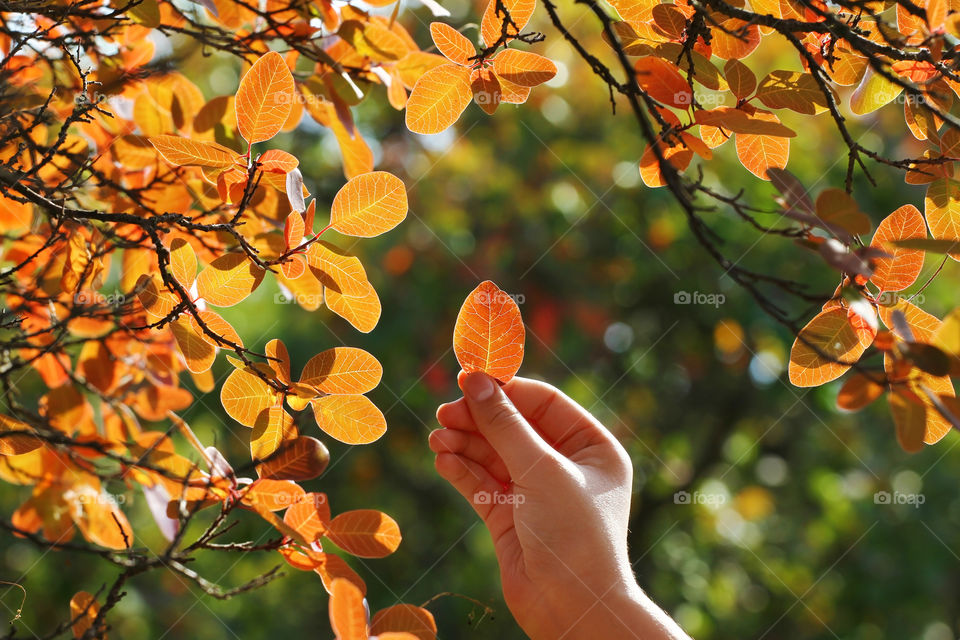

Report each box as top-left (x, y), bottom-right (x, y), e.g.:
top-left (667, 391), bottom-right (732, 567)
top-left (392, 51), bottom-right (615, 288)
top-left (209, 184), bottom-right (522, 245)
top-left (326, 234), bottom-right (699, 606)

top-left (541, 583), bottom-right (691, 640)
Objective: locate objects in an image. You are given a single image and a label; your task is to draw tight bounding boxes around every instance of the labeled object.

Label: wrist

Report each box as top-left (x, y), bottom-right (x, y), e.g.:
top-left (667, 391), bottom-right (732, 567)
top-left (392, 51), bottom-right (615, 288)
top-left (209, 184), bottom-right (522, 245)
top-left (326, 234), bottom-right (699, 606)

top-left (559, 582), bottom-right (689, 640)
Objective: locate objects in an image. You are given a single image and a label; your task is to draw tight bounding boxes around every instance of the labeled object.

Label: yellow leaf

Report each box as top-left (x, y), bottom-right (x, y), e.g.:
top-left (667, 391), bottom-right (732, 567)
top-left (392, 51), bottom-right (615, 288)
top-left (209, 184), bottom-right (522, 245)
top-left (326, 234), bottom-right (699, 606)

top-left (312, 394), bottom-right (386, 444)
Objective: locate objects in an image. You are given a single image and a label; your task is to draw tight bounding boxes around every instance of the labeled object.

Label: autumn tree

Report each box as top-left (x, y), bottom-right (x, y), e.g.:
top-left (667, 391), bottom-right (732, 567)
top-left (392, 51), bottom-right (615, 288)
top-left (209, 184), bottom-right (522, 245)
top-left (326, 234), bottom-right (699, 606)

top-left (3, 0), bottom-right (960, 635)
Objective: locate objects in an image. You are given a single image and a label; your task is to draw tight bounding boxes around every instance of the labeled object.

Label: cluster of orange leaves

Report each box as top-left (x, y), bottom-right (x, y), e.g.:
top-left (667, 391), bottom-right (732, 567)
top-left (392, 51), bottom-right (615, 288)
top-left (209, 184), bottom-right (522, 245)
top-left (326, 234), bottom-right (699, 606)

top-left (0, 0), bottom-right (478, 625)
top-left (601, 0), bottom-right (960, 184)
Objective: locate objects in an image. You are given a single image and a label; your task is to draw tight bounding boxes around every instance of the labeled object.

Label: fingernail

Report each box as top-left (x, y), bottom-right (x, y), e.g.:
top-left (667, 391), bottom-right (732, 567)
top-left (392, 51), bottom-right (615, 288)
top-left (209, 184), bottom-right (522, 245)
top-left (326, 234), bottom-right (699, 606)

top-left (463, 373), bottom-right (495, 401)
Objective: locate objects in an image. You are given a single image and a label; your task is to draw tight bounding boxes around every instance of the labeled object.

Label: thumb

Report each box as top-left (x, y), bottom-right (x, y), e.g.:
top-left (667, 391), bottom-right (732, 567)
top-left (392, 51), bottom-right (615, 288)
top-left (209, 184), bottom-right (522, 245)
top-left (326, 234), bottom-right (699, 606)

top-left (459, 372), bottom-right (559, 477)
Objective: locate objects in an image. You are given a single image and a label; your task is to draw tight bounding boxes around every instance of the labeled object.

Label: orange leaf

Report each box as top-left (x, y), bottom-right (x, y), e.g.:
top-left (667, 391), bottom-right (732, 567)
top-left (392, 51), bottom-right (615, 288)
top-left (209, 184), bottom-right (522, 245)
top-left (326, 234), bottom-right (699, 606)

top-left (710, 18), bottom-right (760, 59)
top-left (724, 59), bottom-right (756, 100)
top-left (259, 148), bottom-right (299, 173)
top-left (480, 0), bottom-right (535, 47)
top-left (639, 138), bottom-right (694, 188)
top-left (330, 171), bottom-right (408, 237)
top-left (220, 367), bottom-right (280, 427)
top-left (312, 394), bottom-right (387, 444)
top-left (453, 280), bottom-right (525, 383)
top-left (326, 509), bottom-right (402, 558)
top-left (235, 51), bottom-right (295, 144)
top-left (0, 414), bottom-right (41, 456)
top-left (326, 280), bottom-right (382, 333)
top-left (735, 112), bottom-right (790, 179)
top-left (493, 50), bottom-right (557, 88)
top-left (250, 406), bottom-right (297, 460)
top-left (869, 204), bottom-right (926, 292)
top-left (306, 241), bottom-right (369, 296)
top-left (285, 212), bottom-right (305, 249)
top-left (371, 605), bottom-right (438, 640)
top-left (315, 553), bottom-right (367, 596)
top-left (300, 347), bottom-right (383, 394)
top-left (788, 307), bottom-right (875, 387)
top-left (135, 274), bottom-right (178, 323)
top-left (471, 67), bottom-right (501, 115)
top-left (405, 64), bottom-right (473, 135)
top-left (196, 253), bottom-right (266, 307)
top-left (169, 238), bottom-right (197, 286)
top-left (329, 578), bottom-right (368, 640)
top-left (70, 591), bottom-right (101, 640)
top-left (265, 338), bottom-right (292, 383)
top-left (836, 373), bottom-right (885, 411)
top-left (148, 135), bottom-right (240, 167)
top-left (257, 435), bottom-right (330, 481)
top-left (924, 178), bottom-right (960, 261)
top-left (283, 492), bottom-right (331, 542)
top-left (430, 22), bottom-right (474, 65)
top-left (888, 389), bottom-right (928, 453)
top-left (241, 478), bottom-right (305, 511)
top-left (171, 317), bottom-right (216, 373)
top-left (633, 56), bottom-right (691, 108)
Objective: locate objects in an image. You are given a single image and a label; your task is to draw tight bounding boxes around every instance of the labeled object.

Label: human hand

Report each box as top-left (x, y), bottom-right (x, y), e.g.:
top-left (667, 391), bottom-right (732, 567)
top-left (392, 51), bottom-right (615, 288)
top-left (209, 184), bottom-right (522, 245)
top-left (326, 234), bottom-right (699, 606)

top-left (430, 372), bottom-right (690, 640)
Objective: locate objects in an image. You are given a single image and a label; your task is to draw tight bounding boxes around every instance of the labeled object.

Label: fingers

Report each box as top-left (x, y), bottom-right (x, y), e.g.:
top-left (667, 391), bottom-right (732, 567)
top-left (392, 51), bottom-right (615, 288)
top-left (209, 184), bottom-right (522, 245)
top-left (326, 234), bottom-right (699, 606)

top-left (501, 377), bottom-right (617, 454)
top-left (459, 372), bottom-right (561, 476)
top-left (436, 397), bottom-right (476, 431)
top-left (428, 428), bottom-right (510, 484)
top-left (441, 374), bottom-right (618, 457)
top-left (433, 452), bottom-right (522, 568)
top-left (433, 453), bottom-right (500, 520)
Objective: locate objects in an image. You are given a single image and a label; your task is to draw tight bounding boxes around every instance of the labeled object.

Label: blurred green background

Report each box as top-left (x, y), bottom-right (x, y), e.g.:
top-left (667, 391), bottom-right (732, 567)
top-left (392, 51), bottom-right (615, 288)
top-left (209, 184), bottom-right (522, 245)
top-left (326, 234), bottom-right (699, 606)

top-left (4, 2), bottom-right (960, 639)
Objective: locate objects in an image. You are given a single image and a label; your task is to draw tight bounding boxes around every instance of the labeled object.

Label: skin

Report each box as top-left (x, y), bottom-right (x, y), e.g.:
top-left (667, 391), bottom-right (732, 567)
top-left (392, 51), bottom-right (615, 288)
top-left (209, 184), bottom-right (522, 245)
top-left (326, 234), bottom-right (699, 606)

top-left (430, 371), bottom-right (692, 640)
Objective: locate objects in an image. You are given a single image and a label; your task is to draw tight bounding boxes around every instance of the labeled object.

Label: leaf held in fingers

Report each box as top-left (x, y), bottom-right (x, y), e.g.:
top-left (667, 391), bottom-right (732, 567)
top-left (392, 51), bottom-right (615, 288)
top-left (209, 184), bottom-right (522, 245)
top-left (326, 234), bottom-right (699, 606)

top-left (330, 171), bottom-right (408, 237)
top-left (235, 51), bottom-right (295, 144)
top-left (326, 509), bottom-right (402, 558)
top-left (453, 280), bottom-right (525, 383)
